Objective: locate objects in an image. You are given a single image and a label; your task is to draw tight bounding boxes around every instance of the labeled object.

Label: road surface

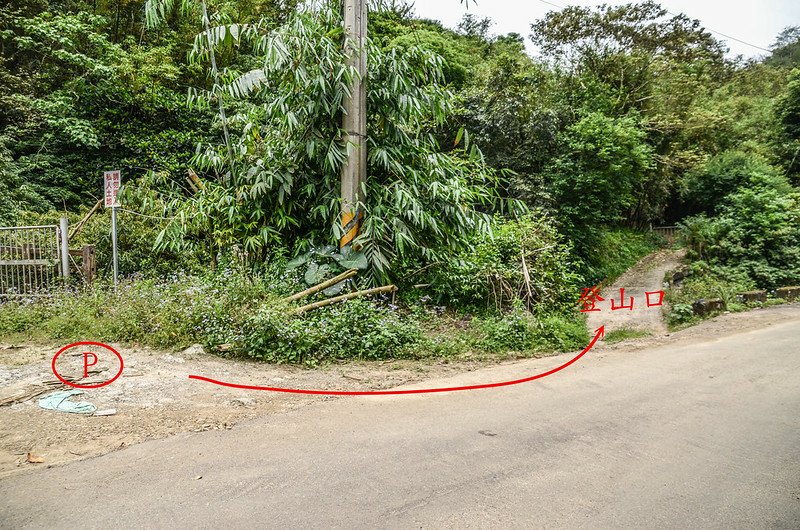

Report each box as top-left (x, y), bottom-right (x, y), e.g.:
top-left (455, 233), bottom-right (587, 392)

top-left (1, 311), bottom-right (799, 528)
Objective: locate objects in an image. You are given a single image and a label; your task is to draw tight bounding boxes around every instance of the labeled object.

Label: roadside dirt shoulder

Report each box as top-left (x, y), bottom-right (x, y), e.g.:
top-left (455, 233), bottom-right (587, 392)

top-left (1, 303), bottom-right (798, 479)
top-left (0, 344), bottom-right (495, 478)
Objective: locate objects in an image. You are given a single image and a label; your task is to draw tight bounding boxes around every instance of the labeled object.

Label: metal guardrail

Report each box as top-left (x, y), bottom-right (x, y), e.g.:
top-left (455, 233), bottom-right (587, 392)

top-left (0, 224), bottom-right (64, 297)
top-left (652, 226), bottom-right (679, 240)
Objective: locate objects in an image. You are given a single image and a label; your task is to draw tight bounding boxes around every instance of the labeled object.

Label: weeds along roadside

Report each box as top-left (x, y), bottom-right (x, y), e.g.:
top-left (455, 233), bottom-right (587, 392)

top-left (0, 216), bottom-right (670, 365)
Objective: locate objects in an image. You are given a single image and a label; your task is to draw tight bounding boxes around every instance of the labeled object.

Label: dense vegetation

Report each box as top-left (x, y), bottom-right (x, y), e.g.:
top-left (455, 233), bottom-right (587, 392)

top-left (1, 0), bottom-right (799, 360)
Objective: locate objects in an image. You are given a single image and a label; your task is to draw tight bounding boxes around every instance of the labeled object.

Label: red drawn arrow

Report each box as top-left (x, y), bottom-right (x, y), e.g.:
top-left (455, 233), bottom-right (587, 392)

top-left (188, 326), bottom-right (604, 396)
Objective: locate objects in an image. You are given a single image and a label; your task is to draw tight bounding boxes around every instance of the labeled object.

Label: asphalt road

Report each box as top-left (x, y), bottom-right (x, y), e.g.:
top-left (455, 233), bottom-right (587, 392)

top-left (2, 316), bottom-right (799, 529)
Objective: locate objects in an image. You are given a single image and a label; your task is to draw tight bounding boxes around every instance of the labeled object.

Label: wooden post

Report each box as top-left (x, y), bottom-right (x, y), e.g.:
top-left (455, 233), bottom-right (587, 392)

top-left (340, 0), bottom-right (367, 249)
top-left (69, 245), bottom-right (97, 285)
top-left (82, 245), bottom-right (96, 285)
top-left (69, 199), bottom-right (103, 240)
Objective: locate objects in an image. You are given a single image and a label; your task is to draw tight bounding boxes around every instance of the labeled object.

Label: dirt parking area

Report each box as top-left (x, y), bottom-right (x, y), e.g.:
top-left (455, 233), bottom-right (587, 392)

top-left (0, 342), bottom-right (494, 478)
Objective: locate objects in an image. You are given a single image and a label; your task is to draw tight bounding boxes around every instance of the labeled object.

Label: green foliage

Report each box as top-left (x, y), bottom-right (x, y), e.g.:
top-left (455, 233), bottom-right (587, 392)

top-left (460, 35), bottom-right (563, 204)
top-left (544, 113), bottom-right (654, 251)
top-left (667, 303), bottom-right (695, 326)
top-left (585, 228), bottom-right (663, 284)
top-left (426, 213), bottom-right (582, 312)
top-left (477, 305), bottom-right (537, 351)
top-left (779, 68), bottom-right (800, 141)
top-left (666, 266), bottom-right (755, 326)
top-left (767, 27), bottom-right (800, 68)
top-left (245, 300), bottom-right (420, 364)
top-left (478, 305), bottom-right (589, 353)
top-left (0, 267), bottom-right (421, 365)
top-left (17, 204), bottom-right (206, 280)
top-left (533, 312), bottom-right (590, 352)
top-left (0, 271), bottom-right (287, 349)
top-left (777, 68), bottom-right (800, 180)
top-left (682, 151), bottom-right (787, 215)
top-left (147, 2), bottom-right (512, 283)
top-left (0, 4), bottom-right (212, 220)
top-left (475, 306), bottom-right (588, 354)
top-left (680, 172), bottom-right (800, 289)
top-left (531, 1), bottom-right (726, 66)
top-left (3, 0), bottom-right (799, 363)
top-left (387, 29), bottom-right (473, 88)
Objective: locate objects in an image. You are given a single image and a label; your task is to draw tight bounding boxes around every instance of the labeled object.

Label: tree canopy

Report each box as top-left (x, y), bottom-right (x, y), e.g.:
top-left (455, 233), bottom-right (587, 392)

top-left (2, 0), bottom-right (799, 288)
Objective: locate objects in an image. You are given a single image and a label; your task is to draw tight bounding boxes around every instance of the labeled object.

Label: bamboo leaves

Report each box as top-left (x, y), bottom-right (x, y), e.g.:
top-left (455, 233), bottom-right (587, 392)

top-left (152, 1), bottom-right (513, 281)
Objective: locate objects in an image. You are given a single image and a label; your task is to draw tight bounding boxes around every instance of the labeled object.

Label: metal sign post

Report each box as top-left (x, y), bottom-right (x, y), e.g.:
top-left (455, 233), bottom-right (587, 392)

top-left (104, 170), bottom-right (121, 291)
top-left (59, 217), bottom-right (70, 281)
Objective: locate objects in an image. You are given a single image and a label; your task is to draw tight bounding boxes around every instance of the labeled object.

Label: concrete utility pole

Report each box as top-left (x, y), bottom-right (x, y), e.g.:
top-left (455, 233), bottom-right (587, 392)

top-left (340, 0), bottom-right (368, 249)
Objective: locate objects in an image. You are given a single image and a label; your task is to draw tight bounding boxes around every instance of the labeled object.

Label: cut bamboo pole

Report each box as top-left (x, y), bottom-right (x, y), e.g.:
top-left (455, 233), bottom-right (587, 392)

top-left (521, 251), bottom-right (534, 307)
top-left (69, 199), bottom-right (103, 240)
top-left (294, 285), bottom-right (397, 315)
top-left (283, 269), bottom-right (359, 303)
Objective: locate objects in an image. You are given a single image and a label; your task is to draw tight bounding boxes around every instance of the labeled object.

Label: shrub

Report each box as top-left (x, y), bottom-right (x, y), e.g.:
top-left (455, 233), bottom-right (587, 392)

top-left (666, 265), bottom-right (755, 326)
top-left (533, 313), bottom-right (589, 352)
top-left (679, 186), bottom-right (800, 289)
top-left (0, 262), bottom-right (588, 364)
top-left (477, 306), bottom-right (538, 351)
top-left (0, 269), bottom-right (421, 365)
top-left (667, 303), bottom-right (694, 326)
top-left (425, 213), bottom-right (583, 313)
top-left (244, 300), bottom-right (421, 365)
top-left (543, 112), bottom-right (654, 254)
top-left (682, 150), bottom-right (786, 215)
top-left (475, 305), bottom-right (588, 354)
top-left (0, 270), bottom-right (291, 349)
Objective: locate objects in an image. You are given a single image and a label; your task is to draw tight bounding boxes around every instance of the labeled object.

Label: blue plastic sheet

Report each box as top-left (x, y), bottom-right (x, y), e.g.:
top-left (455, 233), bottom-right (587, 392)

top-left (37, 390), bottom-right (97, 414)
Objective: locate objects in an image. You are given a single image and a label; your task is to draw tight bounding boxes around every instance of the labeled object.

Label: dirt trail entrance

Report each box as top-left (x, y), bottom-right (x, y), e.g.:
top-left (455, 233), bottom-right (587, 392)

top-left (586, 249), bottom-right (686, 338)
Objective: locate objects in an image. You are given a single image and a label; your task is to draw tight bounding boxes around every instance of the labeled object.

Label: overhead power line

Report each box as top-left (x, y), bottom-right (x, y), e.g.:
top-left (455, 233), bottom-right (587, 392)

top-left (664, 10), bottom-right (772, 53)
top-left (534, 0), bottom-right (773, 54)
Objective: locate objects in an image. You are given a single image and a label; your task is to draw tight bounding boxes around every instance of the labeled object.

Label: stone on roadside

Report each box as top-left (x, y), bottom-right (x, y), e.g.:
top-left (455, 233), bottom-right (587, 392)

top-left (692, 298), bottom-right (726, 316)
top-left (736, 290), bottom-right (767, 304)
top-left (182, 344), bottom-right (206, 356)
top-left (776, 286), bottom-right (800, 302)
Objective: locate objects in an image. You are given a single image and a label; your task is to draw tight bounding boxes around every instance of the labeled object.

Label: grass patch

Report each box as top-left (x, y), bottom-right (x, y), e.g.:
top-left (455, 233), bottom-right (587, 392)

top-left (0, 273), bottom-right (591, 366)
top-left (586, 228), bottom-right (664, 284)
top-left (603, 328), bottom-right (652, 344)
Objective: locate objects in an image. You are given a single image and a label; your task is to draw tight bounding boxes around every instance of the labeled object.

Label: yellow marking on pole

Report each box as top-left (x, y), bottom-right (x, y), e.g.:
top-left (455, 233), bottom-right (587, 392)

top-left (340, 210), bottom-right (362, 249)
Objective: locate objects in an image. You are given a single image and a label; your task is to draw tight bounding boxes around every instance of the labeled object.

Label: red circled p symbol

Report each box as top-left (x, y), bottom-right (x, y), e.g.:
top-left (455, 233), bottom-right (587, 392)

top-left (51, 342), bottom-right (124, 389)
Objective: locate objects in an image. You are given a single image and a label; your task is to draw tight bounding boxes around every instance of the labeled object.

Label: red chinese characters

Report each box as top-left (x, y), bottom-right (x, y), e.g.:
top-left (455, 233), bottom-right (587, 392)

top-left (579, 286), bottom-right (664, 313)
top-left (578, 286), bottom-right (605, 313)
top-left (610, 288), bottom-right (635, 311)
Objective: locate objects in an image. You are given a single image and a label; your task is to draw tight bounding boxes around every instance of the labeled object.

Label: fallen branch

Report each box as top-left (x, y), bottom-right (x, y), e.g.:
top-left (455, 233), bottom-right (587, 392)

top-left (283, 269), bottom-right (358, 303)
top-left (69, 199), bottom-right (103, 240)
top-left (0, 371), bottom-right (103, 407)
top-left (521, 251), bottom-right (534, 308)
top-left (294, 285), bottom-right (398, 315)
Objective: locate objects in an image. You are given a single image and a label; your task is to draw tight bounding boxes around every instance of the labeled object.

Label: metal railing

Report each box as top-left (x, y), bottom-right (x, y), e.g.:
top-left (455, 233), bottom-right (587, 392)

top-left (652, 226), bottom-right (679, 241)
top-left (0, 224), bottom-right (65, 297)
